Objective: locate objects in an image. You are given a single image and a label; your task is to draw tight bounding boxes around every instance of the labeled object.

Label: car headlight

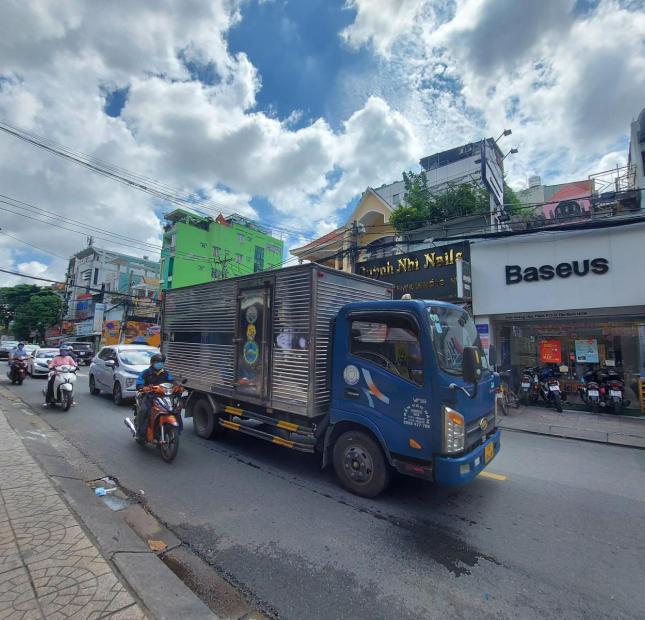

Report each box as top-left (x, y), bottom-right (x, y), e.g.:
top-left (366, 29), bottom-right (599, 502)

top-left (125, 377), bottom-right (136, 388)
top-left (443, 406), bottom-right (465, 454)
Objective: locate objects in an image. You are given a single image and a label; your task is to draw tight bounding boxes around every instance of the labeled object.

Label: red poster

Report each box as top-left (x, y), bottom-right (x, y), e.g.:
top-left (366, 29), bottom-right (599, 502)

top-left (539, 340), bottom-right (561, 364)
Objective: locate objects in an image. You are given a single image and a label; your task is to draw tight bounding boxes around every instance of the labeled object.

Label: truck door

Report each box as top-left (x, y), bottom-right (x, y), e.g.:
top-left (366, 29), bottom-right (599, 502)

top-left (336, 311), bottom-right (432, 460)
top-left (234, 286), bottom-right (270, 400)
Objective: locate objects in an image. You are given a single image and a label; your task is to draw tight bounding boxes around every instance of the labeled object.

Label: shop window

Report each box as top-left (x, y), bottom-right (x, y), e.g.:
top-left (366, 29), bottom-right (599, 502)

top-left (237, 233), bottom-right (244, 243)
top-left (350, 314), bottom-right (423, 385)
top-left (254, 246), bottom-right (264, 273)
top-left (213, 246), bottom-right (221, 258)
top-left (236, 254), bottom-right (243, 264)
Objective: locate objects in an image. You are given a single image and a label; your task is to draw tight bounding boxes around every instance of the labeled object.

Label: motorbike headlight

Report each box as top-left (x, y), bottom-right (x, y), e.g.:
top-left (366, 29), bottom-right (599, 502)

top-left (443, 406), bottom-right (465, 454)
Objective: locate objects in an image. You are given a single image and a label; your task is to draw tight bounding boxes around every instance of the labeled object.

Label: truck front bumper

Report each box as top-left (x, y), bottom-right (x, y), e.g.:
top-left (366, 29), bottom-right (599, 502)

top-left (433, 429), bottom-right (501, 487)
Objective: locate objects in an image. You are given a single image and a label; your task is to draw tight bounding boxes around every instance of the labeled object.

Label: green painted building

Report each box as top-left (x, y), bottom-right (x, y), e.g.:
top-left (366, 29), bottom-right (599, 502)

top-left (160, 209), bottom-right (285, 289)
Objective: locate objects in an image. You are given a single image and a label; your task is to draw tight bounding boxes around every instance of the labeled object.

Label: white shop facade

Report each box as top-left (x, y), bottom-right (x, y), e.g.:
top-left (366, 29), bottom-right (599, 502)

top-left (471, 221), bottom-right (645, 411)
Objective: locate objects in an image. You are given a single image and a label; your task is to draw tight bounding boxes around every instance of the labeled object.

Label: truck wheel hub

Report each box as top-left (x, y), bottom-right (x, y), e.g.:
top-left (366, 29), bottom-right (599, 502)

top-left (344, 447), bottom-right (372, 482)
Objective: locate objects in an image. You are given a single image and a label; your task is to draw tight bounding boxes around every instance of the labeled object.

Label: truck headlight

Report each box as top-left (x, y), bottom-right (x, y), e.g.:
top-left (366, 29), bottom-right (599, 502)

top-left (443, 406), bottom-right (465, 454)
top-left (125, 377), bottom-right (136, 388)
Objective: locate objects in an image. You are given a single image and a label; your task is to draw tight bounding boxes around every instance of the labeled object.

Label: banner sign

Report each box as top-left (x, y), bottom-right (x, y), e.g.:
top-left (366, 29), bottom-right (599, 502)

top-left (539, 340), bottom-right (562, 363)
top-left (575, 339), bottom-right (599, 363)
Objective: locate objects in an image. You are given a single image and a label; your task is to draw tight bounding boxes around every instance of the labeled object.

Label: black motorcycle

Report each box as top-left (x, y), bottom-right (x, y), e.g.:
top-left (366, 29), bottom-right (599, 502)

top-left (599, 368), bottom-right (629, 415)
top-left (7, 355), bottom-right (28, 385)
top-left (580, 369), bottom-right (602, 413)
top-left (519, 367), bottom-right (539, 405)
top-left (538, 366), bottom-right (563, 413)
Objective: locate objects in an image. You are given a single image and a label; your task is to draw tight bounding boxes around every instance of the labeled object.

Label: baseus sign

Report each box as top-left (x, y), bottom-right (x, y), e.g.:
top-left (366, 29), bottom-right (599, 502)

top-left (505, 258), bottom-right (609, 285)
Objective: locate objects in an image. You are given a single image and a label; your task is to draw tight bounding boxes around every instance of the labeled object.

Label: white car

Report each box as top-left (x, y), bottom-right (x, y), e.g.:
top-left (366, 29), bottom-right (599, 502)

top-left (28, 348), bottom-right (59, 377)
top-left (89, 344), bottom-right (160, 405)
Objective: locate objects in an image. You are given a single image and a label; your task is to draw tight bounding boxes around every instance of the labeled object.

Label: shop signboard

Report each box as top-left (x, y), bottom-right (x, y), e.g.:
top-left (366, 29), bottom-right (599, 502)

top-left (356, 242), bottom-right (469, 300)
top-left (75, 319), bottom-right (94, 337)
top-left (102, 320), bottom-right (160, 347)
top-left (539, 340), bottom-right (562, 364)
top-left (476, 323), bottom-right (489, 353)
top-left (574, 339), bottom-right (599, 363)
top-left (92, 303), bottom-right (105, 334)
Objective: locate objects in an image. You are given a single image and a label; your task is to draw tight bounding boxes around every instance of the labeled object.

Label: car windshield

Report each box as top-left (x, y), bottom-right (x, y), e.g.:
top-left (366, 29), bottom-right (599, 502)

top-left (37, 350), bottom-right (57, 359)
top-left (70, 343), bottom-right (92, 349)
top-left (2, 342), bottom-right (19, 349)
top-left (119, 349), bottom-right (156, 365)
top-left (426, 305), bottom-right (489, 376)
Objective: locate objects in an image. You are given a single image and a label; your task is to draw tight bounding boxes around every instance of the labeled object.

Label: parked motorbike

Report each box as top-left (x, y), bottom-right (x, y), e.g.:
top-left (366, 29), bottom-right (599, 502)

top-left (580, 369), bottom-right (602, 413)
top-left (519, 367), bottom-right (539, 405)
top-left (599, 368), bottom-right (629, 415)
top-left (42, 365), bottom-right (77, 411)
top-left (7, 355), bottom-right (28, 385)
top-left (124, 382), bottom-right (187, 463)
top-left (538, 366), bottom-right (563, 413)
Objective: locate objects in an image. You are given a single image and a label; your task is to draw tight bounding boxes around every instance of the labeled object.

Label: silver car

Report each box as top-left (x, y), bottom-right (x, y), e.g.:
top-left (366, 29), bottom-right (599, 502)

top-left (89, 344), bottom-right (159, 405)
top-left (28, 348), bottom-right (59, 377)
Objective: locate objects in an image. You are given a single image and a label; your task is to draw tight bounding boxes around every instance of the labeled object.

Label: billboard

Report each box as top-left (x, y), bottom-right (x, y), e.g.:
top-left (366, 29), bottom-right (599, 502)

top-left (356, 242), bottom-right (470, 300)
top-left (102, 321), bottom-right (160, 347)
top-left (482, 140), bottom-right (504, 206)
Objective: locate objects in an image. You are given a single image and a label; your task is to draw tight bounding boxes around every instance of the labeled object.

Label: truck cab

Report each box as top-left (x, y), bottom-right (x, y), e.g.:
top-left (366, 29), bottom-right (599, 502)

top-left (327, 299), bottom-right (500, 496)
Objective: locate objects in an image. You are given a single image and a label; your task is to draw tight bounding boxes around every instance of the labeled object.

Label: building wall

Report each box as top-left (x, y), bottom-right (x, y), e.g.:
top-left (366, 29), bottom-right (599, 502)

top-left (162, 218), bottom-right (284, 289)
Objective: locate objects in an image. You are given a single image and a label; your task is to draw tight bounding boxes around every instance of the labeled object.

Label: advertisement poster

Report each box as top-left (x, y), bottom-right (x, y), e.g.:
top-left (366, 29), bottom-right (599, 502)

top-left (101, 321), bottom-right (160, 347)
top-left (575, 339), bottom-right (599, 363)
top-left (539, 340), bottom-right (562, 364)
top-left (476, 323), bottom-right (490, 353)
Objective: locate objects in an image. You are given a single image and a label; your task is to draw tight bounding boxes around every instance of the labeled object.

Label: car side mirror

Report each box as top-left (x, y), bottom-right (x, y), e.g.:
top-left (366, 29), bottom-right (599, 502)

top-left (462, 346), bottom-right (482, 386)
top-left (105, 360), bottom-right (115, 368)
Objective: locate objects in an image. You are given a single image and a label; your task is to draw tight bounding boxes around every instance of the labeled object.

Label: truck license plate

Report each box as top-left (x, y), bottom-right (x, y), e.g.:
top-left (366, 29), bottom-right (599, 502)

top-left (610, 390), bottom-right (621, 397)
top-left (588, 390), bottom-right (599, 397)
top-left (484, 442), bottom-right (494, 463)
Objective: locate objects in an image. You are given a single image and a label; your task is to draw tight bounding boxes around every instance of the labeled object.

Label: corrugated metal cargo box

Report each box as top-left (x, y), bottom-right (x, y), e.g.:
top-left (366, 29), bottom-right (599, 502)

top-left (162, 263), bottom-right (391, 418)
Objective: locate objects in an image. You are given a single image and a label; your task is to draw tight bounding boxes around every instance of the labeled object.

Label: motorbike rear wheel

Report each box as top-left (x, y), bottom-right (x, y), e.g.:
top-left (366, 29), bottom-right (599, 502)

top-left (159, 425), bottom-right (179, 463)
top-left (552, 393), bottom-right (563, 413)
top-left (612, 400), bottom-right (621, 415)
top-left (62, 391), bottom-right (72, 412)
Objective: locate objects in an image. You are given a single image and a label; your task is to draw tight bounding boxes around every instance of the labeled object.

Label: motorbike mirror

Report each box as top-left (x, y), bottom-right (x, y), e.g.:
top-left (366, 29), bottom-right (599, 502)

top-left (462, 346), bottom-right (482, 386)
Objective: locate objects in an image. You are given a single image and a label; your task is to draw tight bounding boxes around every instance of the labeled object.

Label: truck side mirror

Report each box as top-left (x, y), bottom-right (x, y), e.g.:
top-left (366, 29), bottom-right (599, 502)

top-left (462, 346), bottom-right (481, 385)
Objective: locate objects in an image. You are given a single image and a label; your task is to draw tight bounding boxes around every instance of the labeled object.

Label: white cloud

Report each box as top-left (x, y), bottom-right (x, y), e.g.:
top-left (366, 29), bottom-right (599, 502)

top-left (340, 0), bottom-right (426, 57)
top-left (341, 0), bottom-right (645, 189)
top-left (17, 261), bottom-right (48, 276)
top-left (0, 0), bottom-right (420, 280)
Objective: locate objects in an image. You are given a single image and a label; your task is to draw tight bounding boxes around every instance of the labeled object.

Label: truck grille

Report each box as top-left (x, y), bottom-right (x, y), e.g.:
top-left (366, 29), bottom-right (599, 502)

top-left (465, 411), bottom-right (496, 450)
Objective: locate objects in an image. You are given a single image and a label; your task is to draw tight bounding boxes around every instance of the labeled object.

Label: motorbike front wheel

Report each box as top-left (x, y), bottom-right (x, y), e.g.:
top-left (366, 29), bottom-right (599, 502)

top-left (159, 425), bottom-right (179, 463)
top-left (62, 391), bottom-right (72, 412)
top-left (552, 393), bottom-right (563, 413)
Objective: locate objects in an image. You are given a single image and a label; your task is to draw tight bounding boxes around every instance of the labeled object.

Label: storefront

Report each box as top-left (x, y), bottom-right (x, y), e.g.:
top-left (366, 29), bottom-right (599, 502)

top-left (471, 222), bottom-right (645, 412)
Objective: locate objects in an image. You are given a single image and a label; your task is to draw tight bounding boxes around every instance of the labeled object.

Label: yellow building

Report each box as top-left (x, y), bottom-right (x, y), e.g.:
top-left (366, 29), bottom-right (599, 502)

top-left (291, 187), bottom-right (396, 270)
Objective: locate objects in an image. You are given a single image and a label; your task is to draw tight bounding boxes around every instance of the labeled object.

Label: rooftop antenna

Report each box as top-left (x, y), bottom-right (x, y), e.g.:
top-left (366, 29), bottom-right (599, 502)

top-left (87, 236), bottom-right (94, 247)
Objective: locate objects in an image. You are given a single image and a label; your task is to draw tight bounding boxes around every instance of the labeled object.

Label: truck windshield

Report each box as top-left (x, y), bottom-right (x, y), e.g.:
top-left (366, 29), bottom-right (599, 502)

top-left (426, 306), bottom-right (489, 376)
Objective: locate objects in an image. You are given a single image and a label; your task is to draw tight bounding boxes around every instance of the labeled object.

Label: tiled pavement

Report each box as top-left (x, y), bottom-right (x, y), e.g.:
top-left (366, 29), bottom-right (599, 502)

top-left (0, 406), bottom-right (146, 620)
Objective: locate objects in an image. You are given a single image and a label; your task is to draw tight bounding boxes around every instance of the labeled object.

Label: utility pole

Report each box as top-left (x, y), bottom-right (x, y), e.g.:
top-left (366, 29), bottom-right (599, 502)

top-left (118, 269), bottom-right (134, 343)
top-left (348, 220), bottom-right (359, 274)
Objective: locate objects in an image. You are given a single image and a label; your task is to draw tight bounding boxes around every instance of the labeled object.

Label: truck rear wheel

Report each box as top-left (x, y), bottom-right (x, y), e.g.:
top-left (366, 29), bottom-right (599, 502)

top-left (192, 398), bottom-right (219, 439)
top-left (333, 430), bottom-right (390, 498)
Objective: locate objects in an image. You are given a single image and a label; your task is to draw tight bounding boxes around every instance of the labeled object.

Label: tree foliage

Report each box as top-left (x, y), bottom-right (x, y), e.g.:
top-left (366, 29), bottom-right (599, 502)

top-left (503, 182), bottom-right (522, 215)
top-left (0, 286), bottom-right (62, 340)
top-left (389, 171), bottom-right (491, 234)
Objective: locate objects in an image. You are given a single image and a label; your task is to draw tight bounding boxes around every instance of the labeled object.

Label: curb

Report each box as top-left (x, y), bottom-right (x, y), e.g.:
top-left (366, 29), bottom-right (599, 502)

top-left (498, 422), bottom-right (645, 449)
top-left (0, 388), bottom-right (217, 620)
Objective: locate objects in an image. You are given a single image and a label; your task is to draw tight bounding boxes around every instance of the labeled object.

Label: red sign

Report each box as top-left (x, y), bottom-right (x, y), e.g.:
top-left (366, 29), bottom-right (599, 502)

top-left (539, 340), bottom-right (562, 364)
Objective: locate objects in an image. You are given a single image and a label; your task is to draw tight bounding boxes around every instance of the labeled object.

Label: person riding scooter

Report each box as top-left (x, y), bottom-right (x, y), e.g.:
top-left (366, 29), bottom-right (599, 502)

top-left (9, 342), bottom-right (27, 362)
top-left (135, 354), bottom-right (182, 438)
top-left (44, 345), bottom-right (78, 405)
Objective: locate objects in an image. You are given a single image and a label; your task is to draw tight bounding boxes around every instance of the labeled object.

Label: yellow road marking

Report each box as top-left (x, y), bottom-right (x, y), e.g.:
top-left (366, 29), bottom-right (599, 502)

top-left (479, 471), bottom-right (507, 481)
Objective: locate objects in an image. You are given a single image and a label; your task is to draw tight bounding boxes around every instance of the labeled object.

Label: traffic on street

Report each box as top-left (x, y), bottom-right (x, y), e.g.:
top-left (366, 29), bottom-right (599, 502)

top-left (4, 369), bottom-right (644, 619)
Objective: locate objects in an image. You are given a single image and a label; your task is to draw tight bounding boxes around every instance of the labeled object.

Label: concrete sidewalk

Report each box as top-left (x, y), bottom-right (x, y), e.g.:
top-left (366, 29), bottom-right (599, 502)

top-left (0, 404), bottom-right (146, 619)
top-left (498, 405), bottom-right (645, 448)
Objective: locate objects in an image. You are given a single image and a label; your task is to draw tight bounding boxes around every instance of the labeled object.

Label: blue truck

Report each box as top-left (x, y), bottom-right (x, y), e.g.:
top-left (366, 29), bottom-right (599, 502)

top-left (162, 263), bottom-right (500, 497)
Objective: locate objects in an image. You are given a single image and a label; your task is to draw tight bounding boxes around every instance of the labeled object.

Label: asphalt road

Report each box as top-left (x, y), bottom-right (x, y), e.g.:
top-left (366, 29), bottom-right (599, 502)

top-left (5, 371), bottom-right (645, 619)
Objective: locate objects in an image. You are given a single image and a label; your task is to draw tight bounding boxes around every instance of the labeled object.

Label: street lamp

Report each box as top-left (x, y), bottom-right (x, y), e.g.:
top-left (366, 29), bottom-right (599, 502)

top-left (495, 129), bottom-right (512, 143)
top-left (503, 147), bottom-right (519, 160)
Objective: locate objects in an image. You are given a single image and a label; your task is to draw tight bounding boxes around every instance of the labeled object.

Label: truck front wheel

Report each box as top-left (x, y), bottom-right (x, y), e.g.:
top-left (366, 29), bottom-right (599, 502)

top-left (333, 430), bottom-right (390, 498)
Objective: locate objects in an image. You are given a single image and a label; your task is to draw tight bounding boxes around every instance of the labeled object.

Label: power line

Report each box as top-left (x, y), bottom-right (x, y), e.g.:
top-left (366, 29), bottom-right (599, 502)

top-left (0, 229), bottom-right (68, 260)
top-left (0, 119), bottom-right (319, 242)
